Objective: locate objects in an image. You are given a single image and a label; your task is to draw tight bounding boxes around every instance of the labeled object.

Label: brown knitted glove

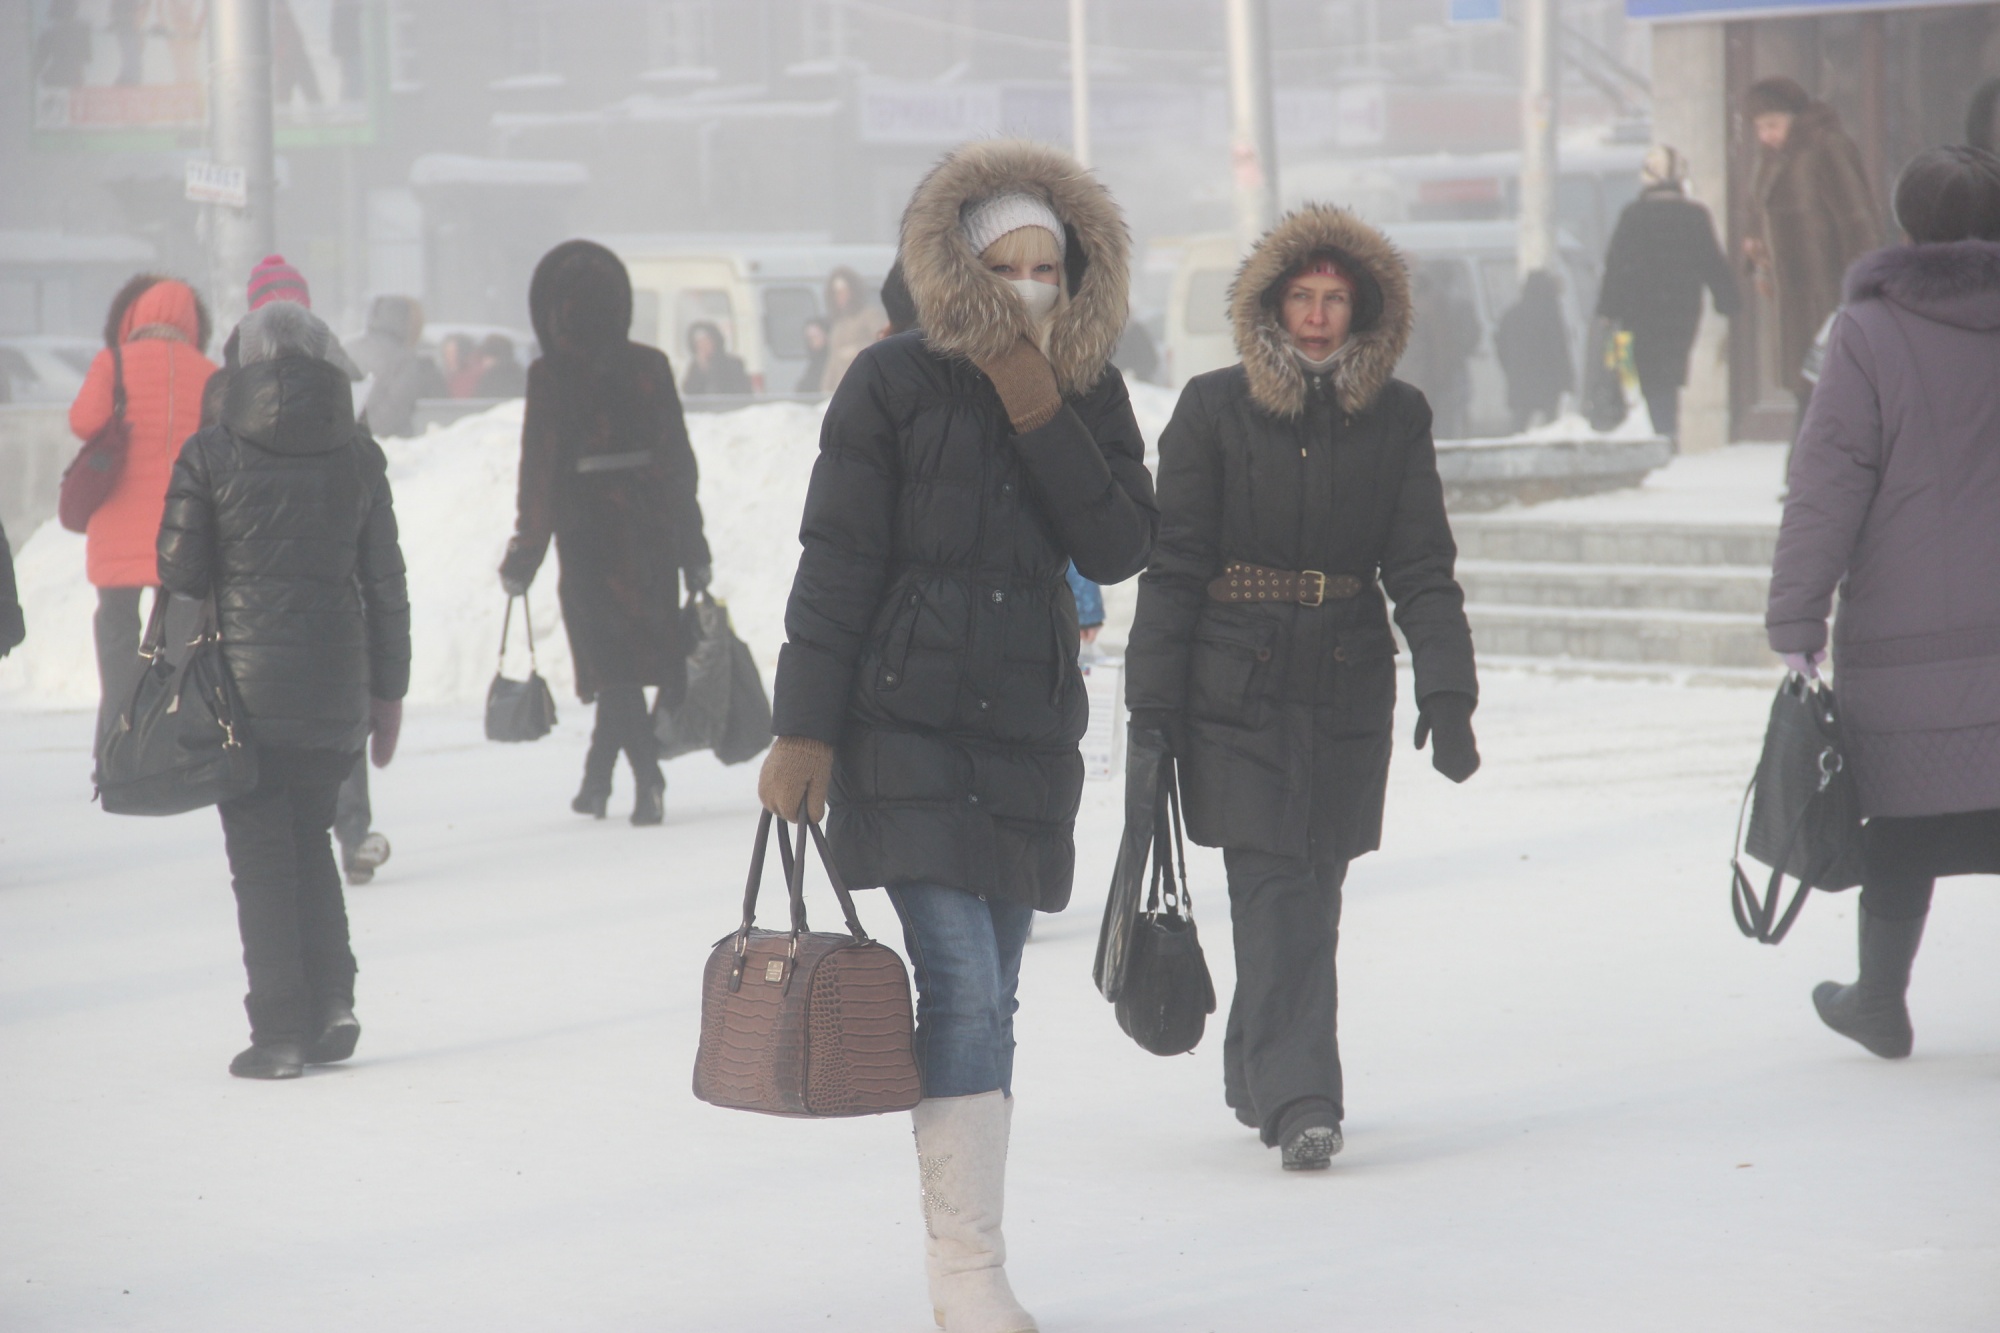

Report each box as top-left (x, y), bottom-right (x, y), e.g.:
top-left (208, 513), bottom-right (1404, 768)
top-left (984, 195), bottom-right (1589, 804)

top-left (757, 735), bottom-right (834, 823)
top-left (974, 336), bottom-right (1063, 433)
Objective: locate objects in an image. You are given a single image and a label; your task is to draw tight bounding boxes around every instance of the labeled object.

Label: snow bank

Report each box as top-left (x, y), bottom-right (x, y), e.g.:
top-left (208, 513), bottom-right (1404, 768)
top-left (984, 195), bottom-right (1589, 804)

top-left (1, 383), bottom-right (1181, 711)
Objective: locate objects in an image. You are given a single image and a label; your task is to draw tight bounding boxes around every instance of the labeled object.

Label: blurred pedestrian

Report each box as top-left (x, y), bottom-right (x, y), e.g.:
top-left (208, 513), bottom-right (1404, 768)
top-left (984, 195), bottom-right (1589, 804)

top-left (70, 275), bottom-right (216, 748)
top-left (1595, 145), bottom-right (1739, 443)
top-left (680, 320), bottom-right (751, 395)
top-left (1400, 261), bottom-right (1479, 439)
top-left (1112, 317), bottom-right (1160, 385)
top-left (1741, 76), bottom-right (1882, 422)
top-left (795, 316), bottom-right (831, 392)
top-left (442, 333), bottom-right (486, 398)
top-left (0, 516), bottom-right (22, 660)
top-left (1495, 268), bottom-right (1574, 432)
top-left (1767, 146), bottom-right (2000, 1062)
top-left (1068, 563), bottom-right (1104, 648)
top-left (1128, 206), bottom-right (1479, 1172)
top-left (879, 259), bottom-right (918, 338)
top-left (501, 241), bottom-right (711, 827)
top-left (759, 140), bottom-right (1155, 1333)
top-left (157, 301), bottom-right (411, 1080)
top-left (818, 265), bottom-right (884, 392)
top-left (475, 333), bottom-right (526, 398)
top-left (346, 296), bottom-right (444, 438)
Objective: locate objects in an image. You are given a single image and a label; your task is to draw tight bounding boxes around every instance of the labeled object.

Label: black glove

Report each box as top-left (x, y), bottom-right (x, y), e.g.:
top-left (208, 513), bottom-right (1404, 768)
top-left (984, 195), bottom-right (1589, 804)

top-left (498, 539), bottom-right (535, 598)
top-left (1414, 691), bottom-right (1480, 783)
top-left (1128, 707), bottom-right (1186, 757)
top-left (684, 563), bottom-right (712, 596)
top-left (500, 572), bottom-right (528, 597)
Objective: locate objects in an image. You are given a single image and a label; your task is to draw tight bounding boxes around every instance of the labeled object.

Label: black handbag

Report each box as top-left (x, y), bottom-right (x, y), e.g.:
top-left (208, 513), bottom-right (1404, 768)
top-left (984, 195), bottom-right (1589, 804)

top-left (485, 593), bottom-right (557, 743)
top-left (1099, 741), bottom-right (1217, 1056)
top-left (654, 593), bottom-right (773, 765)
top-left (1730, 673), bottom-right (1867, 944)
top-left (96, 590), bottom-right (258, 816)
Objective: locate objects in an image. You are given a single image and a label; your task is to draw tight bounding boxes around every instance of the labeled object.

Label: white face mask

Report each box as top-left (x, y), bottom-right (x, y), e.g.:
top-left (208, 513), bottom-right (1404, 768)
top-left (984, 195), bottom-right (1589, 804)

top-left (1009, 278), bottom-right (1060, 323)
top-left (1291, 343), bottom-right (1344, 375)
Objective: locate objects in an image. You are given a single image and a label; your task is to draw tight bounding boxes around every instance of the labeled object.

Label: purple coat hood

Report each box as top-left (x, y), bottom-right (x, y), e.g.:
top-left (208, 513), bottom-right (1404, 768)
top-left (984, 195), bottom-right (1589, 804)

top-left (1767, 238), bottom-right (2000, 817)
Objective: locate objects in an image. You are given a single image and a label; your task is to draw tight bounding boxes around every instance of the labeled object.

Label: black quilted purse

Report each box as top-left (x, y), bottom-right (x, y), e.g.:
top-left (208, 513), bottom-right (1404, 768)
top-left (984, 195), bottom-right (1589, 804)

top-left (1730, 673), bottom-right (1867, 943)
top-left (485, 593), bottom-right (557, 743)
top-left (96, 591), bottom-right (258, 815)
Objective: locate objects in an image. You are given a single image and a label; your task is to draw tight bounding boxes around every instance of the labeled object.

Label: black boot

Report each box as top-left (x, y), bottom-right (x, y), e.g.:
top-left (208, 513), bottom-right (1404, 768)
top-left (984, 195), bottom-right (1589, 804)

top-left (625, 699), bottom-right (665, 827)
top-left (305, 1004), bottom-right (361, 1065)
top-left (230, 1041), bottom-right (305, 1080)
top-left (1274, 1097), bottom-right (1342, 1171)
top-left (573, 739), bottom-right (616, 818)
top-left (1814, 909), bottom-right (1926, 1059)
top-left (631, 777), bottom-right (665, 826)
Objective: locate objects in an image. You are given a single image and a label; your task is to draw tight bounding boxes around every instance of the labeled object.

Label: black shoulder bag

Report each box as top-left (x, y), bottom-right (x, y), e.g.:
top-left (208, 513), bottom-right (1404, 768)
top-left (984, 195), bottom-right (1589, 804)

top-left (96, 590), bottom-right (258, 815)
top-left (1108, 753), bottom-right (1217, 1056)
top-left (1730, 673), bottom-right (1867, 943)
top-left (485, 593), bottom-right (557, 742)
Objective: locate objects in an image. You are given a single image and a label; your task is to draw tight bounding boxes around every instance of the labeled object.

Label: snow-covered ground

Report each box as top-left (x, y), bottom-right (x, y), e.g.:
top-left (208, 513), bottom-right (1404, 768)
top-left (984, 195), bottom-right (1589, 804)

top-left (4, 669), bottom-right (1997, 1331)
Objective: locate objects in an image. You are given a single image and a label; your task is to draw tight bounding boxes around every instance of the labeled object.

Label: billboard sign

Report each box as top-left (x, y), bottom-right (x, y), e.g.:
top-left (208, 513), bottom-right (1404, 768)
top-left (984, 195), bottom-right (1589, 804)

top-left (30, 0), bottom-right (379, 149)
top-left (1628, 0), bottom-right (1992, 20)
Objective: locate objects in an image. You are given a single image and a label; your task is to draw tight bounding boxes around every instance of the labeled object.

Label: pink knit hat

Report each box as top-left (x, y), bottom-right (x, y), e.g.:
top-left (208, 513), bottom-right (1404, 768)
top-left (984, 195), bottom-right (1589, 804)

top-left (247, 254), bottom-right (310, 311)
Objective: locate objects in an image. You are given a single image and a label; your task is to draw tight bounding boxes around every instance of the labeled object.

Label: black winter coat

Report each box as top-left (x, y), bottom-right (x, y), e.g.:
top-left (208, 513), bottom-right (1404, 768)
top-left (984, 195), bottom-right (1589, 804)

top-left (774, 335), bottom-right (1156, 909)
top-left (1127, 204), bottom-right (1477, 864)
top-left (157, 356), bottom-right (412, 753)
top-left (1596, 185), bottom-right (1739, 385)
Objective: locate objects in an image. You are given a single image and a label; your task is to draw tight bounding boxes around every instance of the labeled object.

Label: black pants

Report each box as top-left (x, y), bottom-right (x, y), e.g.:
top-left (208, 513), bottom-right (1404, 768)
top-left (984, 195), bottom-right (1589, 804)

top-left (1222, 847), bottom-right (1349, 1143)
top-left (1637, 373), bottom-right (1679, 442)
top-left (1860, 809), bottom-right (2000, 921)
top-left (218, 747), bottom-right (359, 1043)
top-left (583, 685), bottom-right (662, 794)
top-left (93, 587), bottom-right (197, 752)
top-left (334, 752), bottom-right (371, 858)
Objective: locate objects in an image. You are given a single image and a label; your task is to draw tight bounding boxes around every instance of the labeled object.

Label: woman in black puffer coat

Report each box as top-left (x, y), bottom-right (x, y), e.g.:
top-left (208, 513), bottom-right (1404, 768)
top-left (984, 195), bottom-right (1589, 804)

top-left (157, 301), bottom-right (411, 1081)
top-left (501, 241), bottom-right (711, 827)
top-left (1126, 205), bottom-right (1479, 1170)
top-left (758, 139), bottom-right (1155, 1333)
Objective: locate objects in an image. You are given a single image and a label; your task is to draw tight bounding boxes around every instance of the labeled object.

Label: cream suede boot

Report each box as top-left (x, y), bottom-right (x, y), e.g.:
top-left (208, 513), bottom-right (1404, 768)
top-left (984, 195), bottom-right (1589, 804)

top-left (912, 1092), bottom-right (1037, 1333)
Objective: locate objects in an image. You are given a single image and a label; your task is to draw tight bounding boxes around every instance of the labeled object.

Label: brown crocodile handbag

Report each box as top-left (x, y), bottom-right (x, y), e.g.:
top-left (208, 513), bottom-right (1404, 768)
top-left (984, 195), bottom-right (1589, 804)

top-left (693, 809), bottom-right (922, 1118)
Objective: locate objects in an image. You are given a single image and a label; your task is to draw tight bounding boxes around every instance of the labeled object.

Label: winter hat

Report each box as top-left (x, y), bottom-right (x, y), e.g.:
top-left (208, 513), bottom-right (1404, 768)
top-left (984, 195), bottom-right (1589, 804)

top-left (1641, 145), bottom-right (1687, 189)
top-left (960, 192), bottom-right (1067, 261)
top-left (247, 254), bottom-right (310, 310)
top-left (1744, 77), bottom-right (1810, 118)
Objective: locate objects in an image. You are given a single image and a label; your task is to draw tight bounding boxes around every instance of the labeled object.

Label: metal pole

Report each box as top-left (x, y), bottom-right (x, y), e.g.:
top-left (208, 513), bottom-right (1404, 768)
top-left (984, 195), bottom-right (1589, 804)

top-left (1068, 0), bottom-right (1091, 168)
top-left (1517, 0), bottom-right (1560, 277)
top-left (209, 0), bottom-right (276, 330)
top-left (1225, 0), bottom-right (1279, 247)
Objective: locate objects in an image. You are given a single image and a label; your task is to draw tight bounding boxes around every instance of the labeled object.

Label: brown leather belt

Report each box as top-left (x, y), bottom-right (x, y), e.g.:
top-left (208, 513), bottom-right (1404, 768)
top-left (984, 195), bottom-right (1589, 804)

top-left (1207, 562), bottom-right (1364, 607)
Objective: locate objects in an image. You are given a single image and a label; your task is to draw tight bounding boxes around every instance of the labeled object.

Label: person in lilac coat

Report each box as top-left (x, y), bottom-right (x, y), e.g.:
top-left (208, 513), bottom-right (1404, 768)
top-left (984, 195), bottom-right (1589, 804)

top-left (1766, 145), bottom-right (2000, 1060)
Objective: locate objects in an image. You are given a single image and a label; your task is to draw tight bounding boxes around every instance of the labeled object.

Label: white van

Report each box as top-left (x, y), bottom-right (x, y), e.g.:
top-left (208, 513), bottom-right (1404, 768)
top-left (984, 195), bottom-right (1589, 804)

top-left (597, 236), bottom-right (896, 398)
top-left (1164, 220), bottom-right (1594, 438)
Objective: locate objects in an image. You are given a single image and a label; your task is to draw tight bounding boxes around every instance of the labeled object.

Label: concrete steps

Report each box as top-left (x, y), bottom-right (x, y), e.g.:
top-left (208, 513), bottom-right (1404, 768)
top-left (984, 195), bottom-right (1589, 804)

top-left (1452, 514), bottom-right (1778, 672)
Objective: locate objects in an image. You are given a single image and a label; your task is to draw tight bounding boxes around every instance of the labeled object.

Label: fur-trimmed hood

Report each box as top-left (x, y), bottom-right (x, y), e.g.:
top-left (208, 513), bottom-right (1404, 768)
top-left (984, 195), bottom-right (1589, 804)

top-left (1229, 205), bottom-right (1411, 419)
top-left (899, 139), bottom-right (1129, 398)
top-left (1845, 239), bottom-right (2000, 331)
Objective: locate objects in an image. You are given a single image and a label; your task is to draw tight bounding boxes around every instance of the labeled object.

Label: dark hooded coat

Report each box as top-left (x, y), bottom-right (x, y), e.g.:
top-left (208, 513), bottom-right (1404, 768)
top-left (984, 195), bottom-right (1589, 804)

top-left (1768, 239), bottom-right (2000, 818)
top-left (1495, 269), bottom-right (1575, 423)
top-left (772, 139), bottom-right (1158, 911)
top-left (502, 241), bottom-right (710, 704)
top-left (1749, 102), bottom-right (1883, 391)
top-left (1126, 207), bottom-right (1477, 863)
top-left (156, 356), bottom-right (411, 752)
top-left (1597, 185), bottom-right (1740, 389)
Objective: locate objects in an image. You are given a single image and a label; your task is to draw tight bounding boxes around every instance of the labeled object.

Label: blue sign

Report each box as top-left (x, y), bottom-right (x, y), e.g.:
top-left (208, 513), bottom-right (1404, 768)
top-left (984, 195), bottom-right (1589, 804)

top-left (1449, 0), bottom-right (1505, 22)
top-left (1629, 0), bottom-right (1989, 20)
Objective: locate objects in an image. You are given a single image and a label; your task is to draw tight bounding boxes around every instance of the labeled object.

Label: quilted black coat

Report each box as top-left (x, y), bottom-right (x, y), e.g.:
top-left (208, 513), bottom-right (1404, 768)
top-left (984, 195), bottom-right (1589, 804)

top-left (157, 356), bottom-right (411, 753)
top-left (1126, 206), bottom-right (1477, 863)
top-left (771, 140), bottom-right (1157, 911)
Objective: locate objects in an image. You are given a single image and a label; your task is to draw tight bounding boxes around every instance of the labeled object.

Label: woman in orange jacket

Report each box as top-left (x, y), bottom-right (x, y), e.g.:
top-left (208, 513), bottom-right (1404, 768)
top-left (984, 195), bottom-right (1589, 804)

top-left (69, 275), bottom-right (216, 743)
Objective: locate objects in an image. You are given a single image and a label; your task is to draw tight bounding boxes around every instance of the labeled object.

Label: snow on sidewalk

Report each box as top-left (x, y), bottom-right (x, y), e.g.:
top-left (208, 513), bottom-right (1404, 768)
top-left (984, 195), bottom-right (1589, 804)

top-left (3, 669), bottom-right (1996, 1332)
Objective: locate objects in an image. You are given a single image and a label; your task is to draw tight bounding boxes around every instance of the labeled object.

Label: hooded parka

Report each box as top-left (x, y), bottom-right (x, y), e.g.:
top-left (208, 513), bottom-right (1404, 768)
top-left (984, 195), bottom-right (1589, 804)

top-left (1126, 206), bottom-right (1477, 864)
top-left (772, 139), bottom-right (1158, 911)
top-left (502, 241), bottom-right (711, 704)
top-left (156, 356), bottom-right (411, 752)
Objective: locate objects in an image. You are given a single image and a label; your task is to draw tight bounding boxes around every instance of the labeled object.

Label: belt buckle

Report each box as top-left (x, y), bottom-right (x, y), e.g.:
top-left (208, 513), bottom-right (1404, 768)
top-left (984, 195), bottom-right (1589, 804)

top-left (1298, 570), bottom-right (1327, 607)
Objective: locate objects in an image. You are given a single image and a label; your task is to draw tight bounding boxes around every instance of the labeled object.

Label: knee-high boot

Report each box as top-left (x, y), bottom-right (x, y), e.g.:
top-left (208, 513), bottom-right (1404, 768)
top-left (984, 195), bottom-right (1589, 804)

top-left (1813, 907), bottom-right (1927, 1059)
top-left (913, 1092), bottom-right (1036, 1333)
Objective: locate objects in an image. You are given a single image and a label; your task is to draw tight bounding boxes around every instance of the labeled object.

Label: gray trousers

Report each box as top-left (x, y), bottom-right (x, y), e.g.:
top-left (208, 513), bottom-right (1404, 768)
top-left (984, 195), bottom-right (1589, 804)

top-left (1222, 847), bottom-right (1348, 1144)
top-left (93, 587), bottom-right (198, 752)
top-left (335, 753), bottom-right (371, 857)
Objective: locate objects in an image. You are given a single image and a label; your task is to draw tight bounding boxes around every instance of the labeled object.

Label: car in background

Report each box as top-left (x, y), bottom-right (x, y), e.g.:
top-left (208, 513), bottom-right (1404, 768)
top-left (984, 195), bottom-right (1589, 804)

top-left (1163, 221), bottom-right (1596, 438)
top-left (0, 335), bottom-right (97, 406)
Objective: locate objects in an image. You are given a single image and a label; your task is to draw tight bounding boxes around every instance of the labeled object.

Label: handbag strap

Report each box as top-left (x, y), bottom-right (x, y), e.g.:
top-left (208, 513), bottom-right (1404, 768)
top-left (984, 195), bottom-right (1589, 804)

top-left (1144, 757), bottom-right (1196, 922)
top-left (110, 340), bottom-right (128, 422)
top-left (1729, 736), bottom-right (1843, 945)
top-left (497, 592), bottom-right (540, 673)
top-left (726, 804), bottom-right (871, 993)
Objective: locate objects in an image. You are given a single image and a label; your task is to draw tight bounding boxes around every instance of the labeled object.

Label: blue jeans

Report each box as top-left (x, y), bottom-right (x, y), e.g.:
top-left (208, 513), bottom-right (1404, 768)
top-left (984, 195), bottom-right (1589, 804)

top-left (887, 883), bottom-right (1035, 1098)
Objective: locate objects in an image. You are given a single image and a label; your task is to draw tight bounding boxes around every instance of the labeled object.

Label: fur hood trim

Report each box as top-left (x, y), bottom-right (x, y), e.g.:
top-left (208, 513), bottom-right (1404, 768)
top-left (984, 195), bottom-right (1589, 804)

top-left (1230, 205), bottom-right (1411, 419)
top-left (1845, 239), bottom-right (2000, 330)
top-left (900, 139), bottom-right (1129, 398)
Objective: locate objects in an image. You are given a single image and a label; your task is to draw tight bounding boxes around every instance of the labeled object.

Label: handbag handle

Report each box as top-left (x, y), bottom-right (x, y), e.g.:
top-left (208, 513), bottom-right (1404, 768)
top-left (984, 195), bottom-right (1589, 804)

top-left (1729, 681), bottom-right (1844, 945)
top-left (727, 804), bottom-right (871, 993)
top-left (109, 340), bottom-right (128, 423)
top-left (497, 592), bottom-right (540, 672)
top-left (1144, 756), bottom-right (1196, 922)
